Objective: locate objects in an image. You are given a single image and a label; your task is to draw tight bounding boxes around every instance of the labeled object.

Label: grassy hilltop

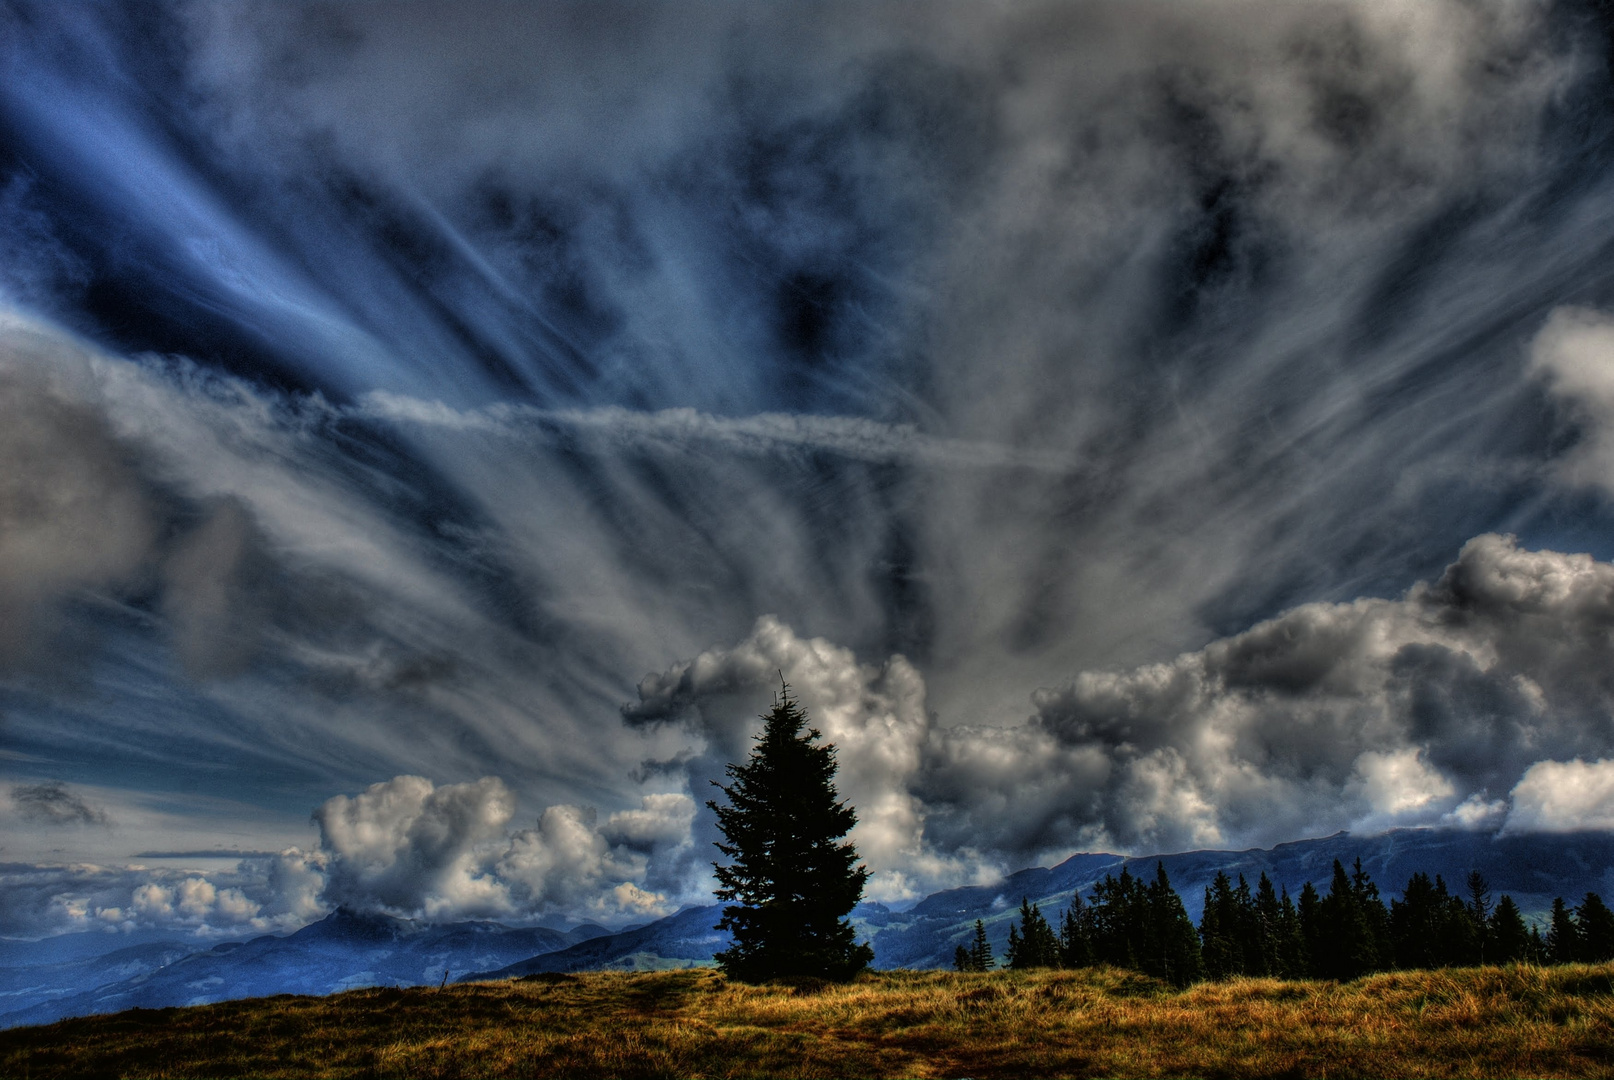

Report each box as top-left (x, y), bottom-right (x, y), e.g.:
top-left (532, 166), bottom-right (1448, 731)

top-left (6, 964), bottom-right (1614, 1079)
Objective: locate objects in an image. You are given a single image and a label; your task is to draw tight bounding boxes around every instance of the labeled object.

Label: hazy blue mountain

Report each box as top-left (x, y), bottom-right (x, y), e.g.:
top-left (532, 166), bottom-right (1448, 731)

top-left (865, 829), bottom-right (1614, 970)
top-left (0, 928), bottom-right (197, 968)
top-left (0, 909), bottom-right (599, 1029)
top-left (466, 904), bottom-right (730, 979)
top-left (8, 828), bottom-right (1614, 1027)
top-left (469, 828), bottom-right (1614, 977)
top-left (0, 940), bottom-right (200, 1018)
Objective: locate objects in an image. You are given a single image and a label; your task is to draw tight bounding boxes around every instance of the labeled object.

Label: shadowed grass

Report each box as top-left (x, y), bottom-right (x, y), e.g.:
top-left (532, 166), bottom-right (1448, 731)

top-left (5, 963), bottom-right (1614, 1078)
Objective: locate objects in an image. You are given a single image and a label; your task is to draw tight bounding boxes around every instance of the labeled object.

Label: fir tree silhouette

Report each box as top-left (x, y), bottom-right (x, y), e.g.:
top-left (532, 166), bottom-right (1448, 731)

top-left (708, 679), bottom-right (874, 981)
top-left (1006, 898), bottom-right (1059, 969)
top-left (1577, 893), bottom-right (1614, 962)
top-left (1490, 895), bottom-right (1531, 963)
top-left (1548, 896), bottom-right (1582, 964)
top-left (970, 918), bottom-right (996, 971)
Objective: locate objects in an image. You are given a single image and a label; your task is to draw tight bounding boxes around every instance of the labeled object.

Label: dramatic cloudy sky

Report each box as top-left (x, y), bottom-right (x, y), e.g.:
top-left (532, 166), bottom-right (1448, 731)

top-left (10, 0), bottom-right (1614, 939)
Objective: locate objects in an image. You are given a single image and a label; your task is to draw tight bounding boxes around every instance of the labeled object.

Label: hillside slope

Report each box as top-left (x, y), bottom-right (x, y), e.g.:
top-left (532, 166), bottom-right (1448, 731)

top-left (466, 903), bottom-right (729, 979)
top-left (7, 965), bottom-right (1614, 1078)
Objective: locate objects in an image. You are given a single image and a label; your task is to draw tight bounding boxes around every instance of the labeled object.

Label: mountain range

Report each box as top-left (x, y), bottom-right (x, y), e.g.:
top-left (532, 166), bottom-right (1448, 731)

top-left (0, 909), bottom-right (608, 1029)
top-left (857, 827), bottom-right (1614, 970)
top-left (6, 827), bottom-right (1613, 1028)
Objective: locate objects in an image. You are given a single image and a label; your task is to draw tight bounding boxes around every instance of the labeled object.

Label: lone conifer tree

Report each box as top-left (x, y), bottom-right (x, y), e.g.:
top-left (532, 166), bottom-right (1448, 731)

top-left (708, 681), bottom-right (873, 981)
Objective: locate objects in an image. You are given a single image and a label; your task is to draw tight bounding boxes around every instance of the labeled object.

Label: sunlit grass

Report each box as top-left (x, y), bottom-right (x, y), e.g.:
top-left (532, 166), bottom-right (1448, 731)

top-left (5, 963), bottom-right (1614, 1078)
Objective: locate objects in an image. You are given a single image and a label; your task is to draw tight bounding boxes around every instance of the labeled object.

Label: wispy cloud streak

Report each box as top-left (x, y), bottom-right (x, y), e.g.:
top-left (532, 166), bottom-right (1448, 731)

top-left (4, 1), bottom-right (1614, 930)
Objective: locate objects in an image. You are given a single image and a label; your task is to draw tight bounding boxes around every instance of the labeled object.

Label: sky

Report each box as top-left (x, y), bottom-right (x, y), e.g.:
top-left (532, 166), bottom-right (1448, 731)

top-left (8, 0), bottom-right (1614, 940)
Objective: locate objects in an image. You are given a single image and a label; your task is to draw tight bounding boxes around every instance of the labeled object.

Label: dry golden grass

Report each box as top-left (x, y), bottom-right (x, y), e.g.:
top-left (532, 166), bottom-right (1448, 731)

top-left (5, 963), bottom-right (1614, 1078)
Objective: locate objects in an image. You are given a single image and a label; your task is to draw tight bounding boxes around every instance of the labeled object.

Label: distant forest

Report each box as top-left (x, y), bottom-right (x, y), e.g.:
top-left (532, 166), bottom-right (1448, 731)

top-left (954, 859), bottom-right (1614, 987)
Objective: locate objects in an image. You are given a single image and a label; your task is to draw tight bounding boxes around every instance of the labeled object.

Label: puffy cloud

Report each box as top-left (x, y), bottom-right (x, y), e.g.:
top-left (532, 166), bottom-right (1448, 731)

top-left (129, 882), bottom-right (173, 920)
top-left (314, 775), bottom-right (514, 919)
top-left (915, 721), bottom-right (1112, 866)
top-left (127, 877), bottom-right (259, 924)
top-left (1005, 533), bottom-right (1614, 852)
top-left (314, 775), bottom-right (695, 922)
top-left (602, 792), bottom-right (697, 849)
top-left (1504, 759), bottom-right (1614, 834)
top-left (257, 848), bottom-right (330, 925)
top-left (627, 536), bottom-right (1614, 875)
top-left (1443, 793), bottom-right (1509, 830)
top-left (1351, 748), bottom-right (1456, 819)
top-left (627, 615), bottom-right (1000, 900)
top-left (0, 776), bottom-right (694, 937)
top-left (493, 793), bottom-right (698, 919)
top-left (0, 777), bottom-right (693, 936)
top-left (611, 881), bottom-right (668, 916)
top-left (499, 806), bottom-right (633, 914)
top-left (0, 851), bottom-right (324, 940)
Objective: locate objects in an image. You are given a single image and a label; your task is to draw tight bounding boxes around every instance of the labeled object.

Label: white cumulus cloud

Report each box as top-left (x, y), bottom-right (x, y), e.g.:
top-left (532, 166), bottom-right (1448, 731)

top-left (314, 775), bottom-right (697, 922)
top-left (627, 534), bottom-right (1614, 875)
top-left (1505, 759), bottom-right (1614, 834)
top-left (314, 775), bottom-right (515, 919)
top-left (625, 614), bottom-right (994, 902)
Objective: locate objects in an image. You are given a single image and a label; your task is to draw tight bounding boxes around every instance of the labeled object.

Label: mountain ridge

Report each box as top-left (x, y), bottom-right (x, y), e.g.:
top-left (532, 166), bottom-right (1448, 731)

top-left (0, 907), bottom-right (604, 1029)
top-left (7, 826), bottom-right (1614, 1027)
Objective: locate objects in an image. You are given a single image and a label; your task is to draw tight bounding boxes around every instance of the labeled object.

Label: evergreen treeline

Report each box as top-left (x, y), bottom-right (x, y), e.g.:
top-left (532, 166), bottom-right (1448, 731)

top-left (954, 859), bottom-right (1614, 984)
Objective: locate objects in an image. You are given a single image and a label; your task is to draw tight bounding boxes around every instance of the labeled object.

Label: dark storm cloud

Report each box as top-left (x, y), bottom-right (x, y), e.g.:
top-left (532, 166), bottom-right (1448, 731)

top-left (0, 330), bottom-right (158, 668)
top-left (631, 536), bottom-right (1614, 878)
top-left (5, 1), bottom-right (1614, 924)
top-left (11, 781), bottom-right (110, 827)
top-left (993, 534), bottom-right (1614, 853)
top-left (161, 499), bottom-right (271, 678)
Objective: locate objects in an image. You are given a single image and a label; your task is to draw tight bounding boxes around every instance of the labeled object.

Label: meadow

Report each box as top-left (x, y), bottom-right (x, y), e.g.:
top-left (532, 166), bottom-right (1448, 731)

top-left (5, 963), bottom-right (1614, 1078)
